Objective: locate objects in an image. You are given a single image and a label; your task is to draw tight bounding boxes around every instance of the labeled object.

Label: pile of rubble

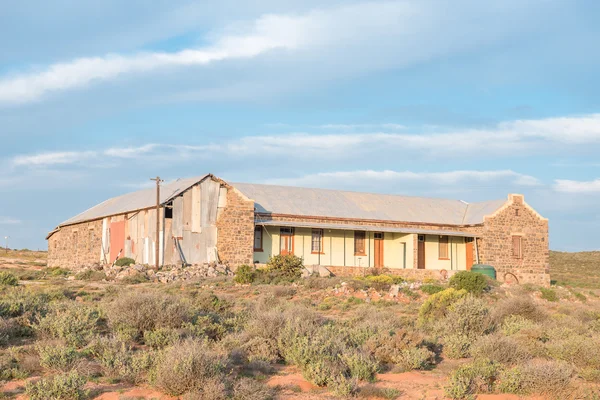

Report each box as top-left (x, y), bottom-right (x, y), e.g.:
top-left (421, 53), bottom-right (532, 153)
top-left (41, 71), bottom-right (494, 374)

top-left (78, 262), bottom-right (234, 283)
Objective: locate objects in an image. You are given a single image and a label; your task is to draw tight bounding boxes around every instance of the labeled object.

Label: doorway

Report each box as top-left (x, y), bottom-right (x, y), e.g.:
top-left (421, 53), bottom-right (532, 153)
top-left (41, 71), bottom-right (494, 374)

top-left (417, 235), bottom-right (425, 269)
top-left (465, 237), bottom-right (474, 270)
top-left (280, 227), bottom-right (294, 255)
top-left (374, 232), bottom-right (384, 268)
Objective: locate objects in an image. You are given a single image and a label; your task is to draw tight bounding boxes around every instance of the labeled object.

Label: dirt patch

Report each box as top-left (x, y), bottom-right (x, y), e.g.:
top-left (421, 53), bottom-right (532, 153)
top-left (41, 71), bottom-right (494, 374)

top-left (267, 371), bottom-right (317, 392)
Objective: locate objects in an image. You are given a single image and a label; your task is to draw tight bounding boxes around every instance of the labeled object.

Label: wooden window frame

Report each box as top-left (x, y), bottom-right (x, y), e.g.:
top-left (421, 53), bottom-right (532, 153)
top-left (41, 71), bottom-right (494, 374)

top-left (311, 229), bottom-right (324, 254)
top-left (253, 226), bottom-right (263, 252)
top-left (279, 227), bottom-right (295, 255)
top-left (512, 235), bottom-right (522, 259)
top-left (354, 230), bottom-right (366, 256)
top-left (438, 235), bottom-right (449, 260)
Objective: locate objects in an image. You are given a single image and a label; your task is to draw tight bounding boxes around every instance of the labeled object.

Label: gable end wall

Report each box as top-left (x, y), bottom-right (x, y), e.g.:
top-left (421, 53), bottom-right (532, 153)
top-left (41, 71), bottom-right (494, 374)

top-left (481, 195), bottom-right (549, 286)
top-left (215, 186), bottom-right (254, 267)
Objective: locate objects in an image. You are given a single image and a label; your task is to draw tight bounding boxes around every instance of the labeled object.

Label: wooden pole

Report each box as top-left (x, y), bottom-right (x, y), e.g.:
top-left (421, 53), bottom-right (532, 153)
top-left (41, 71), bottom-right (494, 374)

top-left (150, 176), bottom-right (163, 269)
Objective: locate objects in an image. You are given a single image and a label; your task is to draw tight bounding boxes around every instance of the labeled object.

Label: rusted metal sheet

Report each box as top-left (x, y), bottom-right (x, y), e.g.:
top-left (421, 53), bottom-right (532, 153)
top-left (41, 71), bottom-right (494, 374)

top-left (148, 209), bottom-right (157, 238)
top-left (109, 220), bottom-right (125, 263)
top-left (191, 185), bottom-right (201, 233)
top-left (163, 218), bottom-right (175, 265)
top-left (172, 197), bottom-right (183, 238)
top-left (183, 190), bottom-right (192, 232)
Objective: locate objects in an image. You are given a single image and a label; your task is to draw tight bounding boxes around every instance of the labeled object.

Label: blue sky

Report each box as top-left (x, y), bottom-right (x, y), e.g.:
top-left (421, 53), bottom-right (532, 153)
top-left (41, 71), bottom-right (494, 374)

top-left (1, 0), bottom-right (600, 251)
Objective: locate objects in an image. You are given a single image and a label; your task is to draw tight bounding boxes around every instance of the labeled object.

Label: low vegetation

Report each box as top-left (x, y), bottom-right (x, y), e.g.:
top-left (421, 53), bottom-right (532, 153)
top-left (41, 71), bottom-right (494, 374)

top-left (0, 249), bottom-right (599, 399)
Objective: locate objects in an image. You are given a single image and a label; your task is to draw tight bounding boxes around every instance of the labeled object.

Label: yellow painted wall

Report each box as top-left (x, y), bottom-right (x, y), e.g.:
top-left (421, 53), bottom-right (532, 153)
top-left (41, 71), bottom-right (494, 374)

top-left (423, 235), bottom-right (466, 270)
top-left (252, 226), bottom-right (418, 269)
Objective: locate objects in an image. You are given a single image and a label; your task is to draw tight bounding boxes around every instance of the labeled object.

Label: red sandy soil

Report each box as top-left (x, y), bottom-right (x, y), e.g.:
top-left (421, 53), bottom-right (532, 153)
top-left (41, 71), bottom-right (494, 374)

top-left (93, 387), bottom-right (178, 400)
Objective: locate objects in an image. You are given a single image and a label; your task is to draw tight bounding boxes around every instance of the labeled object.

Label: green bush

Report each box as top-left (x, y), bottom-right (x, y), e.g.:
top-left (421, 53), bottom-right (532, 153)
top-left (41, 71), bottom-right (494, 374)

top-left (25, 372), bottom-right (88, 400)
top-left (441, 296), bottom-right (491, 359)
top-left (74, 270), bottom-right (106, 281)
top-left (0, 287), bottom-right (49, 319)
top-left (231, 377), bottom-right (275, 400)
top-left (540, 287), bottom-right (558, 302)
top-left (418, 288), bottom-right (467, 324)
top-left (0, 317), bottom-right (20, 345)
top-left (46, 267), bottom-right (70, 276)
top-left (143, 328), bottom-right (181, 349)
top-left (491, 296), bottom-right (547, 324)
top-left (449, 271), bottom-right (488, 294)
top-left (471, 334), bottom-right (531, 364)
top-left (115, 257), bottom-right (135, 267)
top-left (90, 337), bottom-right (154, 383)
top-left (35, 302), bottom-right (102, 347)
top-left (498, 360), bottom-right (573, 395)
top-left (0, 271), bottom-right (19, 286)
top-left (234, 265), bottom-right (256, 284)
top-left (105, 291), bottom-right (192, 341)
top-left (266, 254), bottom-right (304, 278)
top-left (445, 358), bottom-right (500, 399)
top-left (363, 329), bottom-right (434, 371)
top-left (121, 272), bottom-right (150, 284)
top-left (420, 284), bottom-right (445, 295)
top-left (152, 339), bottom-right (226, 396)
top-left (37, 343), bottom-right (80, 372)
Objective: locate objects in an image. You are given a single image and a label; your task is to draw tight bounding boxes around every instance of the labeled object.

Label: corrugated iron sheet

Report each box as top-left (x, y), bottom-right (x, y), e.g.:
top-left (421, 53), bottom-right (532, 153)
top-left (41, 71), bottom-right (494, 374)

top-left (58, 175), bottom-right (210, 227)
top-left (234, 182), bottom-right (505, 226)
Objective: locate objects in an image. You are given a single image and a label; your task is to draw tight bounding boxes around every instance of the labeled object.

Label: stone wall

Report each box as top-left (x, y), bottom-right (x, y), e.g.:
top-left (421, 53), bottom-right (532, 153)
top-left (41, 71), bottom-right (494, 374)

top-left (216, 186), bottom-right (255, 267)
top-left (481, 195), bottom-right (550, 286)
top-left (47, 219), bottom-right (103, 268)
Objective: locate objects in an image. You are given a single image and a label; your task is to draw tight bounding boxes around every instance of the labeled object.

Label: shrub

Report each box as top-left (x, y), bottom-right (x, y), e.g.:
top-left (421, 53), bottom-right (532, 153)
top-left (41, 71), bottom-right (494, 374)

top-left (74, 270), bottom-right (106, 281)
top-left (339, 351), bottom-right (379, 382)
top-left (540, 287), bottom-right (558, 302)
top-left (115, 257), bottom-right (135, 267)
top-left (37, 342), bottom-right (80, 372)
top-left (441, 296), bottom-right (491, 359)
top-left (359, 386), bottom-right (402, 399)
top-left (0, 317), bottom-right (20, 345)
top-left (183, 377), bottom-right (227, 400)
top-left (418, 288), bottom-right (467, 325)
top-left (152, 339), bottom-right (226, 396)
top-left (0, 287), bottom-right (49, 319)
top-left (35, 302), bottom-right (102, 347)
top-left (234, 264), bottom-right (256, 284)
top-left (501, 315), bottom-right (538, 336)
top-left (143, 328), bottom-right (181, 349)
top-left (363, 329), bottom-right (434, 371)
top-left (90, 337), bottom-right (154, 383)
top-left (471, 334), bottom-right (531, 364)
top-left (266, 254), bottom-right (304, 278)
top-left (498, 359), bottom-right (573, 395)
top-left (25, 371), bottom-right (88, 400)
top-left (231, 377), bottom-right (275, 400)
top-left (46, 267), bottom-right (70, 276)
top-left (420, 284), bottom-right (445, 295)
top-left (445, 358), bottom-right (500, 399)
top-left (449, 271), bottom-right (488, 294)
top-left (121, 272), bottom-right (150, 284)
top-left (105, 291), bottom-right (192, 341)
top-left (0, 271), bottom-right (19, 286)
top-left (491, 296), bottom-right (547, 324)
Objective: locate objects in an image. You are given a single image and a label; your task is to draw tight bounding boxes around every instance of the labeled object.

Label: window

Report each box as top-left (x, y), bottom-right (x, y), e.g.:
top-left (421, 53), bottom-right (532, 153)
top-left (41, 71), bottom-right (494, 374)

top-left (512, 236), bottom-right (522, 259)
top-left (515, 208), bottom-right (520, 217)
top-left (254, 226), bottom-right (263, 251)
top-left (374, 232), bottom-right (383, 239)
top-left (438, 236), bottom-right (449, 259)
top-left (354, 231), bottom-right (366, 255)
top-left (418, 235), bottom-right (425, 242)
top-left (311, 229), bottom-right (323, 253)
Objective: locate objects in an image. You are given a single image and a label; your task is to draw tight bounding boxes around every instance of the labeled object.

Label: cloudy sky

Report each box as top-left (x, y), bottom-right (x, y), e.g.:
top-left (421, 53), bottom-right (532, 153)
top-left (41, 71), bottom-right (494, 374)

top-left (1, 0), bottom-right (600, 251)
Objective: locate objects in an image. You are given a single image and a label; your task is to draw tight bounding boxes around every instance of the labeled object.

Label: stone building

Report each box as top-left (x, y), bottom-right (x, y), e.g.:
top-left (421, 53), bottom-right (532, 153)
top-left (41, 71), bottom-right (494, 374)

top-left (47, 174), bottom-right (549, 285)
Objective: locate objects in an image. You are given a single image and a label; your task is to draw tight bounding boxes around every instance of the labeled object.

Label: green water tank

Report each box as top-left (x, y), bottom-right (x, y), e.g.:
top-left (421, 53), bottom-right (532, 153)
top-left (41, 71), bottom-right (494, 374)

top-left (471, 264), bottom-right (497, 280)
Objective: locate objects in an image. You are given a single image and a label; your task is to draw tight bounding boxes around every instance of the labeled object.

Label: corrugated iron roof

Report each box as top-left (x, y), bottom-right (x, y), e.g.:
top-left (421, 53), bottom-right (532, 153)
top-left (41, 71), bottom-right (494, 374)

top-left (58, 175), bottom-right (210, 227)
top-left (233, 182), bottom-right (506, 226)
top-left (256, 219), bottom-right (479, 237)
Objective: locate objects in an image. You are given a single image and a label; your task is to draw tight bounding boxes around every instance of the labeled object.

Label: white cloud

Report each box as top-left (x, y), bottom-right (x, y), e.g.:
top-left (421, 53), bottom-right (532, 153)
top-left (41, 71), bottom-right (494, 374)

top-left (267, 169), bottom-right (541, 187)
top-left (553, 179), bottom-right (600, 193)
top-left (0, 0), bottom-right (546, 105)
top-left (0, 217), bottom-right (21, 225)
top-left (11, 151), bottom-right (97, 167)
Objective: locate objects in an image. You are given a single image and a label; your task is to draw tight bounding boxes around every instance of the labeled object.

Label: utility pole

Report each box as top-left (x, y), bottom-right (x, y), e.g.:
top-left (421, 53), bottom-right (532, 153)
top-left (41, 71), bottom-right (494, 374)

top-left (150, 177), bottom-right (163, 269)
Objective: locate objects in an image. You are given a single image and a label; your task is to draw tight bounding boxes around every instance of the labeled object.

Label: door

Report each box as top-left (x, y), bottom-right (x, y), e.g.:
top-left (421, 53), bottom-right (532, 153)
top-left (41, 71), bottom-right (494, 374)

top-left (465, 238), bottom-right (474, 271)
top-left (374, 232), bottom-right (384, 268)
top-left (280, 227), bottom-right (294, 255)
top-left (109, 220), bottom-right (126, 263)
top-left (417, 235), bottom-right (426, 269)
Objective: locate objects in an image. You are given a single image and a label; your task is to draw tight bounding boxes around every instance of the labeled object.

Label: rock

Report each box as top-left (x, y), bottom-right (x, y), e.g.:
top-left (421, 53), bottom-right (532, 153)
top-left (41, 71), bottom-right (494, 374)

top-left (301, 267), bottom-right (312, 278)
top-left (389, 284), bottom-right (400, 297)
top-left (133, 264), bottom-right (145, 272)
top-left (67, 275), bottom-right (76, 281)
